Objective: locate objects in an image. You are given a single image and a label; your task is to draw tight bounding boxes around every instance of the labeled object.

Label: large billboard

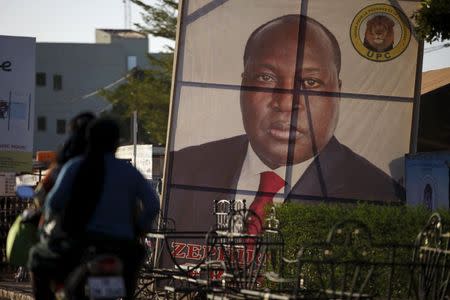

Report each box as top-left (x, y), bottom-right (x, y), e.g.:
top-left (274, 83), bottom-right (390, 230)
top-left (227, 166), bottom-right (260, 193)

top-left (162, 0), bottom-right (421, 265)
top-left (0, 35), bottom-right (35, 173)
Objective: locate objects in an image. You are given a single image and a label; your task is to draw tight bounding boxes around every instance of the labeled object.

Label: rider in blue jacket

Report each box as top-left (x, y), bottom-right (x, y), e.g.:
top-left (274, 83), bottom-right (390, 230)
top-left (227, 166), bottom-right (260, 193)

top-left (30, 117), bottom-right (160, 300)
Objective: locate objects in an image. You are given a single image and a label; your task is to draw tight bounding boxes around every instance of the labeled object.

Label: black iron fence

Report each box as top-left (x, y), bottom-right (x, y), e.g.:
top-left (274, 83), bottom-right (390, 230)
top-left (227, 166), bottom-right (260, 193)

top-left (136, 205), bottom-right (450, 299)
top-left (2, 195), bottom-right (450, 299)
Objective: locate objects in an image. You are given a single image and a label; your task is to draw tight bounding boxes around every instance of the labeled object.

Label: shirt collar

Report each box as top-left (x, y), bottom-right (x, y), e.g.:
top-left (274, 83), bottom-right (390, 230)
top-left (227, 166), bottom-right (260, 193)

top-left (243, 142), bottom-right (315, 188)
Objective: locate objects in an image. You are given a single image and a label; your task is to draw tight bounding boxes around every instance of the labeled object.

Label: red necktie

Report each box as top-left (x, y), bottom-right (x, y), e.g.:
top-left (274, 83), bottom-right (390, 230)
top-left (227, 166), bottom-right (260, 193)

top-left (247, 171), bottom-right (285, 236)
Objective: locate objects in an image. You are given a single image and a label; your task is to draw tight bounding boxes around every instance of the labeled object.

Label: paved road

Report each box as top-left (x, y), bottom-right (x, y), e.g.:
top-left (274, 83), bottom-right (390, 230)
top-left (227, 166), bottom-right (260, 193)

top-left (0, 271), bottom-right (32, 300)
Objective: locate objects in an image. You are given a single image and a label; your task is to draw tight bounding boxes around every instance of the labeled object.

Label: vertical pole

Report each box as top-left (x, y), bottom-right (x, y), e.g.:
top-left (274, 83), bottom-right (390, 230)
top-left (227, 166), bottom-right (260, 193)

top-left (133, 110), bottom-right (137, 167)
top-left (123, 0), bottom-right (127, 29)
top-left (123, 0), bottom-right (131, 29)
top-left (410, 41), bottom-right (424, 154)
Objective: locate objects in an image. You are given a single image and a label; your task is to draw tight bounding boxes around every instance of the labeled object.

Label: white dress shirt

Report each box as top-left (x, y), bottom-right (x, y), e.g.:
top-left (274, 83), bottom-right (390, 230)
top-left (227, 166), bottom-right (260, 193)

top-left (236, 143), bottom-right (314, 206)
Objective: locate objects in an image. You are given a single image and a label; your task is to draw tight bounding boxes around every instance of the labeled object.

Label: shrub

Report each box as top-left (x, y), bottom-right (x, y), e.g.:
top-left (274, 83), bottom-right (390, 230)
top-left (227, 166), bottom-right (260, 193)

top-left (268, 203), bottom-right (450, 297)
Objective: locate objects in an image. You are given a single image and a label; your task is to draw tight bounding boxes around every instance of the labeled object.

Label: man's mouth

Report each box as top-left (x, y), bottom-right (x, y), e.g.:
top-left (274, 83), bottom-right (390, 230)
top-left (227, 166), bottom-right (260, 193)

top-left (268, 122), bottom-right (305, 140)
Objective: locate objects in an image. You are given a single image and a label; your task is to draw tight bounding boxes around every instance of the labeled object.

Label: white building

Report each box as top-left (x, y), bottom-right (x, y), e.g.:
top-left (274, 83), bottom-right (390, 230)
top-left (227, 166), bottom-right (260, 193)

top-left (34, 29), bottom-right (149, 152)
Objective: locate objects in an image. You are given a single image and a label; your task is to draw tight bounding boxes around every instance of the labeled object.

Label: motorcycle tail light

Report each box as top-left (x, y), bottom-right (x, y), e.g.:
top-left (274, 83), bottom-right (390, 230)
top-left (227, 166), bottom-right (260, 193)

top-left (88, 255), bottom-right (123, 275)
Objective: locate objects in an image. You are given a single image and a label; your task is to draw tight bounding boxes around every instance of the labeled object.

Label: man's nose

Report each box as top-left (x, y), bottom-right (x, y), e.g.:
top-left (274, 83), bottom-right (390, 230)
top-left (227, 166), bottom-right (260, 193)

top-left (270, 80), bottom-right (303, 112)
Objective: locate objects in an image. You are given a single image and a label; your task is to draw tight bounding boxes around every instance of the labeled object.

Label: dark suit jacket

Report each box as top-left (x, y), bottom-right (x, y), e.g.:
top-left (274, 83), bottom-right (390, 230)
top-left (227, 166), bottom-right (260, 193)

top-left (165, 135), bottom-right (404, 232)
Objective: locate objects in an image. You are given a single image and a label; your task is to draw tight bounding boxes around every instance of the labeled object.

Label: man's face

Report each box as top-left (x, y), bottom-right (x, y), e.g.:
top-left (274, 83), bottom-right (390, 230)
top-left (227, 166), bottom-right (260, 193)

top-left (240, 20), bottom-right (341, 169)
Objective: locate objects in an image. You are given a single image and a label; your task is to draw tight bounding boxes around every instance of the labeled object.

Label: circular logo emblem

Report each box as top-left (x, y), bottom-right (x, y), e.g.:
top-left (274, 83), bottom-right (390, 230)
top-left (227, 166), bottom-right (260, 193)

top-left (350, 3), bottom-right (411, 62)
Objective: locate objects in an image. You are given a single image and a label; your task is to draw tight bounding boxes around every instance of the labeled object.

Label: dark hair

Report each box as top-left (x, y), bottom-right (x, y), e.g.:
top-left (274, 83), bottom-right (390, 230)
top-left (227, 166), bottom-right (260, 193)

top-left (86, 118), bottom-right (120, 154)
top-left (61, 118), bottom-right (121, 236)
top-left (243, 14), bottom-right (341, 75)
top-left (56, 111), bottom-right (96, 165)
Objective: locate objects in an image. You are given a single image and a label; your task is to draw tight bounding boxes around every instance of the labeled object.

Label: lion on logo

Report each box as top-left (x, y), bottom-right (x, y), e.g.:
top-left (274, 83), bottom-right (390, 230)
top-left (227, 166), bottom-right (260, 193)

top-left (363, 15), bottom-right (395, 52)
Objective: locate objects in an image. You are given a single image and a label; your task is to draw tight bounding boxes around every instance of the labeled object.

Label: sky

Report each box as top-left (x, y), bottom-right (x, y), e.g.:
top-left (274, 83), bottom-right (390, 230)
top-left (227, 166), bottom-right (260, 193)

top-left (0, 0), bottom-right (174, 53)
top-left (0, 0), bottom-right (449, 71)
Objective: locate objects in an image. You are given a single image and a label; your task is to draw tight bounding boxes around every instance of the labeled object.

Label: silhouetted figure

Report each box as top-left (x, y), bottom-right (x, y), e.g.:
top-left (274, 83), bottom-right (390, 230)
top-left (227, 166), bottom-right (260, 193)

top-left (29, 117), bottom-right (160, 300)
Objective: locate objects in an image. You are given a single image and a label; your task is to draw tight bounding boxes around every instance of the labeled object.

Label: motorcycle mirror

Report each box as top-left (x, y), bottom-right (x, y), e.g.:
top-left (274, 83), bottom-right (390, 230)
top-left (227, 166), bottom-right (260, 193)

top-left (16, 185), bottom-right (35, 199)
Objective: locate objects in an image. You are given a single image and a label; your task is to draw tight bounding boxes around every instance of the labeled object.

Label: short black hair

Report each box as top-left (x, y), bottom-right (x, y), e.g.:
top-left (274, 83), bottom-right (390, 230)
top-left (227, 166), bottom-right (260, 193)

top-left (243, 14), bottom-right (341, 75)
top-left (87, 117), bottom-right (120, 154)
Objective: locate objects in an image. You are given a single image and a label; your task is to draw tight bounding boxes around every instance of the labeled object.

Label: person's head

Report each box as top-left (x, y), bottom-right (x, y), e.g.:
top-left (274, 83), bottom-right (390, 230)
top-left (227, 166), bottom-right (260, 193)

top-left (240, 15), bottom-right (341, 169)
top-left (86, 117), bottom-right (120, 154)
top-left (68, 111), bottom-right (96, 134)
top-left (57, 111), bottom-right (96, 164)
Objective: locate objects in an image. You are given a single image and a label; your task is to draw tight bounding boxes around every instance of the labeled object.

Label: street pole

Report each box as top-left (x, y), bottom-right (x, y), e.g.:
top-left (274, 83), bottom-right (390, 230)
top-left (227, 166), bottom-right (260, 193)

top-left (133, 110), bottom-right (137, 167)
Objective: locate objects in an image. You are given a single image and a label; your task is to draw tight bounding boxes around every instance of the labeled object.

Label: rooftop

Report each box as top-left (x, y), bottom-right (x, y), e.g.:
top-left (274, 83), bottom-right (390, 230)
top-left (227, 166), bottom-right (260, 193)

top-left (96, 29), bottom-right (147, 39)
top-left (421, 67), bottom-right (450, 94)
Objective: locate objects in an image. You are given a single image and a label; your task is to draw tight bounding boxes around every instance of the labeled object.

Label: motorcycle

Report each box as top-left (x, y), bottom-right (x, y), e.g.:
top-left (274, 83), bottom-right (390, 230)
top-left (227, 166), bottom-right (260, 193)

top-left (61, 251), bottom-right (126, 300)
top-left (15, 185), bottom-right (127, 300)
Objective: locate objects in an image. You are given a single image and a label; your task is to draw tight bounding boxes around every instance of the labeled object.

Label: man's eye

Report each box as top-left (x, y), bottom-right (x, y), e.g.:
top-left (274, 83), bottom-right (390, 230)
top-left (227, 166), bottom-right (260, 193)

top-left (301, 78), bottom-right (322, 89)
top-left (255, 74), bottom-right (276, 82)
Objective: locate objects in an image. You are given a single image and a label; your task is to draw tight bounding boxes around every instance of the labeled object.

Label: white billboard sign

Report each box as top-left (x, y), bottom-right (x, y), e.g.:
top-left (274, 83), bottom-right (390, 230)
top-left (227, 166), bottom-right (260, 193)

top-left (116, 144), bottom-right (153, 179)
top-left (0, 35), bottom-right (36, 173)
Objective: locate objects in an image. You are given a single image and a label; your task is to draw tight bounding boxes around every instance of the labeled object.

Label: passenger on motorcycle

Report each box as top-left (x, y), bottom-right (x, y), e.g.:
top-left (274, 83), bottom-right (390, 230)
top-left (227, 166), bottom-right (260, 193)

top-left (34, 111), bottom-right (96, 208)
top-left (29, 117), bottom-right (160, 300)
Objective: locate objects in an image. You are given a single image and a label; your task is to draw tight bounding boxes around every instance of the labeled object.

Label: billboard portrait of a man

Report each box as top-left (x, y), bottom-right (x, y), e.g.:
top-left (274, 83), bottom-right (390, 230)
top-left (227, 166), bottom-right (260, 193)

top-left (164, 0), bottom-right (419, 238)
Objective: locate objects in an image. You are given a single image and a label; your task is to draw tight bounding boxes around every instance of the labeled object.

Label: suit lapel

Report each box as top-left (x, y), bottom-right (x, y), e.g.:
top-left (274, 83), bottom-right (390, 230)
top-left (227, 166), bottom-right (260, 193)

top-left (214, 135), bottom-right (248, 201)
top-left (287, 137), bottom-right (341, 201)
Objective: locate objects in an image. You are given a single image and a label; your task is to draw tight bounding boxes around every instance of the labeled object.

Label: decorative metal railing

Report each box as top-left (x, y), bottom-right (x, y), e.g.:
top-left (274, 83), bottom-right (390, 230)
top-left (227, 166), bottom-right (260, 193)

top-left (135, 204), bottom-right (450, 300)
top-left (2, 195), bottom-right (449, 299)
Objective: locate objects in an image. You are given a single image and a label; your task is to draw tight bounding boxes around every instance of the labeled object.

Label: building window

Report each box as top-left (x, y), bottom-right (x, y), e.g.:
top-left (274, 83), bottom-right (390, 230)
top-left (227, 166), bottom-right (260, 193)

top-left (127, 56), bottom-right (137, 70)
top-left (53, 74), bottom-right (62, 90)
top-left (36, 73), bottom-right (46, 86)
top-left (37, 116), bottom-right (46, 131)
top-left (56, 119), bottom-right (66, 134)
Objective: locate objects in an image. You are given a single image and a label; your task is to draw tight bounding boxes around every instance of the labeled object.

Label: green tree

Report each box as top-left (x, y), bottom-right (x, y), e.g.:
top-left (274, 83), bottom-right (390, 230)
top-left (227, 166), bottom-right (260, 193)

top-left (132, 0), bottom-right (178, 48)
top-left (413, 0), bottom-right (450, 42)
top-left (101, 0), bottom-right (178, 145)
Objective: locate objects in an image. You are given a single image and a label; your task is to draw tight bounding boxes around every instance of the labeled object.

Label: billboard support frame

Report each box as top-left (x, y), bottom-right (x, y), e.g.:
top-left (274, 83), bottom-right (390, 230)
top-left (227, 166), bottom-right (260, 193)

top-left (409, 40), bottom-right (424, 154)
